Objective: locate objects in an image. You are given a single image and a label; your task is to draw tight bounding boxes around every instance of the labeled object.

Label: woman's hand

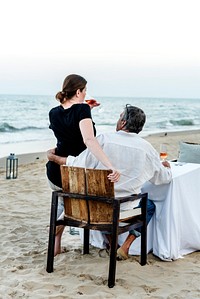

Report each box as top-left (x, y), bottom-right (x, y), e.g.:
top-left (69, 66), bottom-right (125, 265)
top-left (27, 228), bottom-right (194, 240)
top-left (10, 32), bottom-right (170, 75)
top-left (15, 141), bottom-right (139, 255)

top-left (107, 168), bottom-right (120, 183)
top-left (85, 99), bottom-right (100, 109)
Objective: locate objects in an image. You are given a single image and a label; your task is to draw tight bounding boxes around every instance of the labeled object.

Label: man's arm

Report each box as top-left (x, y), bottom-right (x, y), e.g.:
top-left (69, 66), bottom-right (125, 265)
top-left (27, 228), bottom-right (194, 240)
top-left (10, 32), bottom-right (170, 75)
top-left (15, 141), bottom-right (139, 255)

top-left (47, 148), bottom-right (67, 165)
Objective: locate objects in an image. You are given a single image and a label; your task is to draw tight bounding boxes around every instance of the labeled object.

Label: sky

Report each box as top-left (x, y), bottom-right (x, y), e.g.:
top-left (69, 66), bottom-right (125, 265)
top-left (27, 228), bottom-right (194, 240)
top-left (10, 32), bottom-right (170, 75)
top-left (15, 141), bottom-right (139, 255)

top-left (0, 0), bottom-right (200, 98)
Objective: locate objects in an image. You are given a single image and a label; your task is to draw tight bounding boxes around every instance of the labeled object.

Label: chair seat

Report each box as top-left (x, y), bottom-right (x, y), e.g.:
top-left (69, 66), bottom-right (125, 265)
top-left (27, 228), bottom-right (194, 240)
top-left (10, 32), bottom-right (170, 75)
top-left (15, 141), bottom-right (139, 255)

top-left (119, 208), bottom-right (141, 221)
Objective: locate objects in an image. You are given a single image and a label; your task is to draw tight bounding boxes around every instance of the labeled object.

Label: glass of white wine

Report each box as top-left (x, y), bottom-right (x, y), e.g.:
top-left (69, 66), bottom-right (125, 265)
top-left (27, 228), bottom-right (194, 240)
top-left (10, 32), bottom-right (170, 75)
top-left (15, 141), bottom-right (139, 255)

top-left (160, 143), bottom-right (168, 161)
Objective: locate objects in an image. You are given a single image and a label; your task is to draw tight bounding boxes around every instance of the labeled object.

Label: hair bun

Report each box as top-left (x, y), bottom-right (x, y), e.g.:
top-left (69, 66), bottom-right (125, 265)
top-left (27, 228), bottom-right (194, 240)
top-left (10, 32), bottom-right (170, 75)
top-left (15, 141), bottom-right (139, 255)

top-left (56, 91), bottom-right (66, 103)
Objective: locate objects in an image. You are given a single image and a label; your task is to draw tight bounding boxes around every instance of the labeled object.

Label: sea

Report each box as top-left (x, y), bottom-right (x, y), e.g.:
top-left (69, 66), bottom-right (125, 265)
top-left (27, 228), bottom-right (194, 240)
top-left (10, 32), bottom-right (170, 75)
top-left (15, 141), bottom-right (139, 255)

top-left (1, 94), bottom-right (200, 158)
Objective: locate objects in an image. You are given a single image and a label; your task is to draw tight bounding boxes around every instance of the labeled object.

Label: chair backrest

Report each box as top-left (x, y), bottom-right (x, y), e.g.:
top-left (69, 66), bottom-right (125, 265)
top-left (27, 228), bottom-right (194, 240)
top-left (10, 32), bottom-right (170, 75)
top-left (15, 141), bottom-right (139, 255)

top-left (60, 165), bottom-right (115, 224)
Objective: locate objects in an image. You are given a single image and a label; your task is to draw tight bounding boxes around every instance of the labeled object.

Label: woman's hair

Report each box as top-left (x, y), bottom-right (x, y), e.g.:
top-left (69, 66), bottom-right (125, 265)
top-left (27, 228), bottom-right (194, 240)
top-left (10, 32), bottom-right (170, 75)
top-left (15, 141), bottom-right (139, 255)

top-left (121, 104), bottom-right (146, 133)
top-left (55, 74), bottom-right (87, 103)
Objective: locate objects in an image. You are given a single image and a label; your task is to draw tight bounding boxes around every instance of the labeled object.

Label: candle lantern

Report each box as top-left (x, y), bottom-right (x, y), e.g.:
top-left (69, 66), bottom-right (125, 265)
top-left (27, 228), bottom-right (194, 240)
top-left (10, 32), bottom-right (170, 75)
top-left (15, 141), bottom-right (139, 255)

top-left (6, 153), bottom-right (18, 179)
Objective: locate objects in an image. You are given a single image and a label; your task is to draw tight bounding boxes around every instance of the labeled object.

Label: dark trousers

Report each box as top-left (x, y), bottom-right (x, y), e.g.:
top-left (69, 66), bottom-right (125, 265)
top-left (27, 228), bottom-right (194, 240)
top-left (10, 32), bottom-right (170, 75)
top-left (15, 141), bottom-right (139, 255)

top-left (130, 198), bottom-right (155, 236)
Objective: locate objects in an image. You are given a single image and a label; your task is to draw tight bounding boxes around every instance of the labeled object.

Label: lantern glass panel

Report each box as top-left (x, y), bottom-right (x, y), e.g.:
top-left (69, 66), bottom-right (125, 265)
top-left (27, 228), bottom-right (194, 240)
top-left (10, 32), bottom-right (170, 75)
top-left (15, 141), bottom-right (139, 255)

top-left (6, 153), bottom-right (18, 179)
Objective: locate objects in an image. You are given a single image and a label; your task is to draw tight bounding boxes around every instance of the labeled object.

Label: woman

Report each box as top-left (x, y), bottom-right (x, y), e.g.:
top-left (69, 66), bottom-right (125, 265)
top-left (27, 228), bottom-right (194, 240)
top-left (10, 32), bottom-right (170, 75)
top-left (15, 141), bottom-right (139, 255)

top-left (46, 74), bottom-right (120, 189)
top-left (46, 74), bottom-right (120, 255)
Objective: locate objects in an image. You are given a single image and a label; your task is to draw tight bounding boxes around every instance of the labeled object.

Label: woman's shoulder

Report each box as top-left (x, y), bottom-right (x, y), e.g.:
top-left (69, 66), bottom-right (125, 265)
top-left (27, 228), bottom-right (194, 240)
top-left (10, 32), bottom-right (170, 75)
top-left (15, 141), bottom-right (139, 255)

top-left (71, 103), bottom-right (91, 115)
top-left (54, 104), bottom-right (92, 118)
top-left (49, 105), bottom-right (62, 116)
top-left (49, 105), bottom-right (62, 113)
top-left (72, 103), bottom-right (90, 111)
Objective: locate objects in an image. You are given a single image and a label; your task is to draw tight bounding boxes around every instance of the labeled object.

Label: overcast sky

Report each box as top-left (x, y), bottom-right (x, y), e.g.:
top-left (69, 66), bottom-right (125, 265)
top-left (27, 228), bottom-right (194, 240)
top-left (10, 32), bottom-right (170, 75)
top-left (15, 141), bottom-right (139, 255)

top-left (0, 0), bottom-right (200, 98)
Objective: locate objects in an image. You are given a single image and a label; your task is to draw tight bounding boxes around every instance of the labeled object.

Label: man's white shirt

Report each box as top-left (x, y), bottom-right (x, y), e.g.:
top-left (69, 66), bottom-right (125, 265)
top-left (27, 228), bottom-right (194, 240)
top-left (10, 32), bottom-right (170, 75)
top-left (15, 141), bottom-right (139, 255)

top-left (66, 131), bottom-right (172, 210)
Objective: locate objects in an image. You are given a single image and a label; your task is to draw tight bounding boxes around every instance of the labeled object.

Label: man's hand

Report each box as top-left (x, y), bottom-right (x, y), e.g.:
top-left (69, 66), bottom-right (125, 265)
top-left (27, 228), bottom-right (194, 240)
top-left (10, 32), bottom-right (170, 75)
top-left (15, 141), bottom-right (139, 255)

top-left (47, 148), bottom-right (56, 161)
top-left (47, 148), bottom-right (67, 165)
top-left (162, 161), bottom-right (171, 168)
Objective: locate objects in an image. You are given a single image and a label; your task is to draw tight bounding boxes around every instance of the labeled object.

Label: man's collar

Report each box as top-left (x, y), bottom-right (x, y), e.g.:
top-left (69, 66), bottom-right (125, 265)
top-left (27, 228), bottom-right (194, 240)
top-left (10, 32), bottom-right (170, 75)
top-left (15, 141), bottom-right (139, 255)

top-left (116, 130), bottom-right (137, 136)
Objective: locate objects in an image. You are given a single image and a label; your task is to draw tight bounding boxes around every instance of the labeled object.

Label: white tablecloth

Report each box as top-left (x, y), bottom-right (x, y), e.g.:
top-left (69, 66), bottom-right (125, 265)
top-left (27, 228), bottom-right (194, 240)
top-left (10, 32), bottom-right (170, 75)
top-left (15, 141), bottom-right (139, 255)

top-left (141, 162), bottom-right (200, 260)
top-left (89, 162), bottom-right (200, 261)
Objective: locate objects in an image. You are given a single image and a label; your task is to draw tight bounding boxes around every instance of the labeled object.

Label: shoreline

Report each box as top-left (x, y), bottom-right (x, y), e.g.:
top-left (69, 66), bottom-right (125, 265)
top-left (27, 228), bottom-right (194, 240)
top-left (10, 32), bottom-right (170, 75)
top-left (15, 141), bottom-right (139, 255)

top-left (0, 139), bottom-right (55, 169)
top-left (144, 128), bottom-right (200, 137)
top-left (0, 139), bottom-right (55, 158)
top-left (1, 128), bottom-right (200, 167)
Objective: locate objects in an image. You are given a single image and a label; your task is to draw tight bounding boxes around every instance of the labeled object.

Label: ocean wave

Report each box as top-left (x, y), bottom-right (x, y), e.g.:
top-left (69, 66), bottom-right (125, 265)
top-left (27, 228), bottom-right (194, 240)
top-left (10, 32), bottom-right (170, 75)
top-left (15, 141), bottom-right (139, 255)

top-left (169, 119), bottom-right (194, 126)
top-left (98, 122), bottom-right (115, 126)
top-left (1, 95), bottom-right (200, 147)
top-left (0, 122), bottom-right (45, 132)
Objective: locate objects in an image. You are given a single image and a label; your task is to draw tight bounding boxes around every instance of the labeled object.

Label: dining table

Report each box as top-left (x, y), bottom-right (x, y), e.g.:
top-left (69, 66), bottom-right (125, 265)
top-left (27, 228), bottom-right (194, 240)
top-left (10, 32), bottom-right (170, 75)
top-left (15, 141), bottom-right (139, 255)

top-left (88, 162), bottom-right (200, 261)
top-left (126, 161), bottom-right (200, 261)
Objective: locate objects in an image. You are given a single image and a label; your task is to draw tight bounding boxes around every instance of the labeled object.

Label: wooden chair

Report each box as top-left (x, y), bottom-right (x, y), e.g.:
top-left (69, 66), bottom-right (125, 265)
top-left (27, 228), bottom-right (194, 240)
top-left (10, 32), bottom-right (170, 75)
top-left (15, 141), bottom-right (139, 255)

top-left (46, 166), bottom-right (148, 288)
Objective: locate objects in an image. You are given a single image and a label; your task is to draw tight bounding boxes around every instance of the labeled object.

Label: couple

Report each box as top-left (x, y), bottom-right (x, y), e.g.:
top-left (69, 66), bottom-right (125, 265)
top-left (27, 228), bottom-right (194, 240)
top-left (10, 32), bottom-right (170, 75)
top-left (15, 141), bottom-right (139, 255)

top-left (46, 75), bottom-right (172, 260)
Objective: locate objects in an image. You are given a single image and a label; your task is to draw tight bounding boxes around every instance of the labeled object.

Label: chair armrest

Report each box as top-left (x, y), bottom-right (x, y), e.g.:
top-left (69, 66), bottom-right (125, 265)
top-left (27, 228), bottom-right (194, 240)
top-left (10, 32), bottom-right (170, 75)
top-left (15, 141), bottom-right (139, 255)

top-left (115, 193), bottom-right (147, 204)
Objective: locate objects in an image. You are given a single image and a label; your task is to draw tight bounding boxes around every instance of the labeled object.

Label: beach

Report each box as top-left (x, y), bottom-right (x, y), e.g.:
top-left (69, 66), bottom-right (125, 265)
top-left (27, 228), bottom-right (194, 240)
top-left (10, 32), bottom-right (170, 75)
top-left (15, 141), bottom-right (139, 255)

top-left (0, 130), bottom-right (200, 298)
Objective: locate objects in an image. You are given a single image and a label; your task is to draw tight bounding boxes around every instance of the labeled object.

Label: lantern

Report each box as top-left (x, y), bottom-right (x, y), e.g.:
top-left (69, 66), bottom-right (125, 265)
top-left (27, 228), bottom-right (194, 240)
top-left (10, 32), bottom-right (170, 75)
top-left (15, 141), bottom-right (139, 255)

top-left (6, 153), bottom-right (18, 179)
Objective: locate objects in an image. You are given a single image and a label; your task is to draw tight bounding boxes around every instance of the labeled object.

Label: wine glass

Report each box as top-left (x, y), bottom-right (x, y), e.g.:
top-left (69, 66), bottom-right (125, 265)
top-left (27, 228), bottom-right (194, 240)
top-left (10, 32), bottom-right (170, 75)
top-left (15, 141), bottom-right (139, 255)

top-left (160, 144), bottom-right (168, 161)
top-left (85, 93), bottom-right (96, 104)
top-left (85, 93), bottom-right (100, 107)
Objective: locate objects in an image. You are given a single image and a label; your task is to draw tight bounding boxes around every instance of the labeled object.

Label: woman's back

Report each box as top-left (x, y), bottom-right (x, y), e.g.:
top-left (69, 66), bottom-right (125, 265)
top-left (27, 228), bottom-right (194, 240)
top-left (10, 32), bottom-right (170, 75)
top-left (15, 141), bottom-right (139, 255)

top-left (46, 103), bottom-right (96, 187)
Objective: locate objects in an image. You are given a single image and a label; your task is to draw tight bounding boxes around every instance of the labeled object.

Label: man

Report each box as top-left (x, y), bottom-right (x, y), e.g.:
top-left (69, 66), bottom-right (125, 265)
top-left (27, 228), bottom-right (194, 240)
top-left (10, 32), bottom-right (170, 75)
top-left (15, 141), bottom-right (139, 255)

top-left (47, 104), bottom-right (172, 259)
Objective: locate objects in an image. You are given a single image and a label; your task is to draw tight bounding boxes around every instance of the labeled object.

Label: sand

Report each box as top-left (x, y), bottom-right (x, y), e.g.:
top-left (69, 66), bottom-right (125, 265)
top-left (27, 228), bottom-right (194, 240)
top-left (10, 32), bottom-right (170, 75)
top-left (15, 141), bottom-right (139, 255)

top-left (0, 130), bottom-right (200, 298)
top-left (144, 129), bottom-right (200, 161)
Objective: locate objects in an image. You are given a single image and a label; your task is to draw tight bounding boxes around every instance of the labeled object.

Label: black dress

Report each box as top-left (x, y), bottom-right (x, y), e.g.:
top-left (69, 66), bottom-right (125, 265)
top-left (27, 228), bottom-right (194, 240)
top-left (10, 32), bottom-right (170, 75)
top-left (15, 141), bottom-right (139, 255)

top-left (46, 103), bottom-right (96, 187)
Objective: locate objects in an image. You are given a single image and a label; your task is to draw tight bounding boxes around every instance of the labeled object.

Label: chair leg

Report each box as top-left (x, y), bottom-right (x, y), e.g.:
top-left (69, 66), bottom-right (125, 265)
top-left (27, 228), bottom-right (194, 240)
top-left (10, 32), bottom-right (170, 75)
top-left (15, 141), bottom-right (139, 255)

top-left (140, 194), bottom-right (147, 266)
top-left (46, 191), bottom-right (58, 273)
top-left (108, 202), bottom-right (120, 288)
top-left (140, 224), bottom-right (147, 265)
top-left (83, 228), bottom-right (89, 254)
top-left (108, 234), bottom-right (118, 288)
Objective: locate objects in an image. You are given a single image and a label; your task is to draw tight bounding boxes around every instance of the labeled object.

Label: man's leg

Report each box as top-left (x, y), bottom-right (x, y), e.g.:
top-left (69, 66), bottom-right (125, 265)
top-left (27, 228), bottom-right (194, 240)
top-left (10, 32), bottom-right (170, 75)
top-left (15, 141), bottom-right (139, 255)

top-left (117, 234), bottom-right (137, 260)
top-left (117, 199), bottom-right (155, 260)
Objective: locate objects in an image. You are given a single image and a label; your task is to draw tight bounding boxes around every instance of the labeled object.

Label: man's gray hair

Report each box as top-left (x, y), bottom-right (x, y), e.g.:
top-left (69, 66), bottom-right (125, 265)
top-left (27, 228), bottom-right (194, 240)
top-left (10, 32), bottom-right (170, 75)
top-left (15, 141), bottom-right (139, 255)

top-left (121, 104), bottom-right (146, 133)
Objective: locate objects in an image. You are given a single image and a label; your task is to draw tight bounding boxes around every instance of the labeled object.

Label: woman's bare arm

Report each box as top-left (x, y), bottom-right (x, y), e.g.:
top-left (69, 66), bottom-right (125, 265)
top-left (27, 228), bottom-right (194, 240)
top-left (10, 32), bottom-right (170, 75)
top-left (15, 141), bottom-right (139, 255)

top-left (79, 118), bottom-right (120, 182)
